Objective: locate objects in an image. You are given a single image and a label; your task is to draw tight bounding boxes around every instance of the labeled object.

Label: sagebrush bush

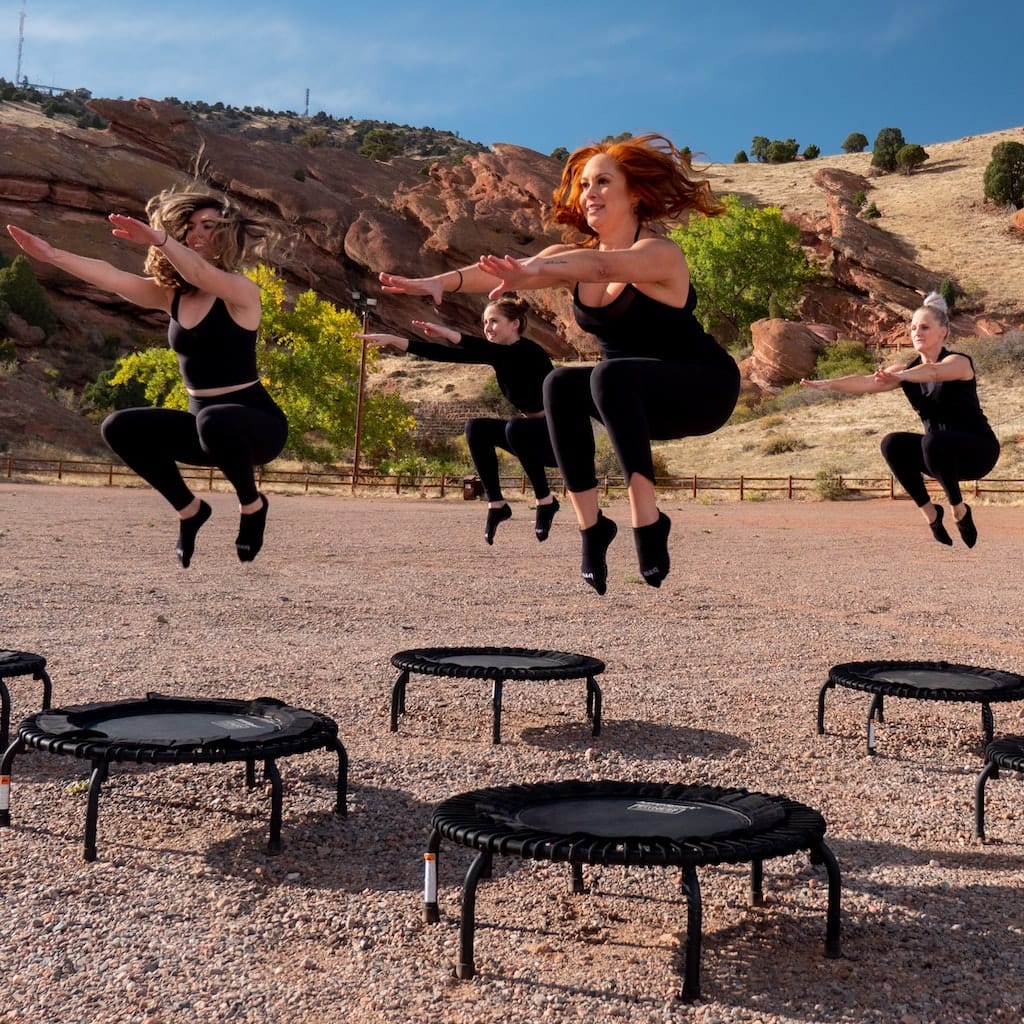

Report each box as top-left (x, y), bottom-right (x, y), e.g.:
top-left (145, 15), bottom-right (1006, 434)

top-left (814, 340), bottom-right (876, 379)
top-left (815, 465), bottom-right (849, 500)
top-left (0, 256), bottom-right (56, 334)
top-left (960, 331), bottom-right (1024, 381)
top-left (760, 433), bottom-right (808, 455)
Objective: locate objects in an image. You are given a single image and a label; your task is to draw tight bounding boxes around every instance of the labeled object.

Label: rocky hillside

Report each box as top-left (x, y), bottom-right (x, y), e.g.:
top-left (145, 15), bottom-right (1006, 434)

top-left (1, 94), bottom-right (1022, 455)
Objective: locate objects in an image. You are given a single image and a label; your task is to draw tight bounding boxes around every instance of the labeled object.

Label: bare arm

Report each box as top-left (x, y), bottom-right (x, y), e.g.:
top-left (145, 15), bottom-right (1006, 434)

top-left (356, 332), bottom-right (409, 353)
top-left (800, 370), bottom-right (901, 395)
top-left (477, 237), bottom-right (689, 301)
top-left (378, 261), bottom-right (518, 305)
top-left (882, 353), bottom-right (974, 384)
top-left (6, 223), bottom-right (169, 311)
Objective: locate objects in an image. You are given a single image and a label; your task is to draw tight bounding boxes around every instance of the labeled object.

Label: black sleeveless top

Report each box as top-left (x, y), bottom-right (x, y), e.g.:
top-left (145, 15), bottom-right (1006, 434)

top-left (167, 292), bottom-right (260, 390)
top-left (573, 282), bottom-right (728, 363)
top-left (406, 334), bottom-right (553, 414)
top-left (900, 350), bottom-right (995, 436)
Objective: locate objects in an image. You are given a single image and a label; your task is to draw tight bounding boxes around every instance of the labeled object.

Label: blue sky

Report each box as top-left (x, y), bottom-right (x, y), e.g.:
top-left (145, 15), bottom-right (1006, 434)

top-left (6, 0), bottom-right (1022, 164)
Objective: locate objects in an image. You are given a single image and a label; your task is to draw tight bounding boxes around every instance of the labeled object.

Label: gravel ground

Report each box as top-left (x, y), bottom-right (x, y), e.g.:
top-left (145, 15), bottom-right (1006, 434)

top-left (1, 482), bottom-right (1022, 1024)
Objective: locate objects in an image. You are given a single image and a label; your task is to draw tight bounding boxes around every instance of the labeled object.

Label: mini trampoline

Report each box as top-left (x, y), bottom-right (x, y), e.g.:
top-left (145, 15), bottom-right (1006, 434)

top-left (0, 693), bottom-right (347, 861)
top-left (423, 779), bottom-right (841, 1002)
top-left (390, 646), bottom-right (604, 744)
top-left (974, 736), bottom-right (1024, 840)
top-left (817, 660), bottom-right (1024, 755)
top-left (0, 649), bottom-right (52, 751)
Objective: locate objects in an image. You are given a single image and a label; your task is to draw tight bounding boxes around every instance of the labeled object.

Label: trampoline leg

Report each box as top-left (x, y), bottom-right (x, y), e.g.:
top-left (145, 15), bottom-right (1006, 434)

top-left (264, 758), bottom-right (283, 855)
top-left (866, 695), bottom-right (882, 755)
top-left (390, 670), bottom-right (409, 732)
top-left (588, 677), bottom-right (602, 737)
top-left (491, 679), bottom-right (503, 745)
top-left (245, 759), bottom-right (256, 789)
top-left (974, 760), bottom-right (999, 839)
top-left (0, 736), bottom-right (26, 827)
top-left (457, 850), bottom-right (491, 980)
top-left (83, 759), bottom-right (110, 863)
top-left (570, 861), bottom-right (585, 894)
top-left (680, 865), bottom-right (703, 1002)
top-left (329, 738), bottom-right (348, 817)
top-left (815, 679), bottom-right (833, 735)
top-left (749, 858), bottom-right (764, 906)
top-left (0, 677), bottom-right (10, 751)
top-left (424, 827), bottom-right (442, 924)
top-left (37, 668), bottom-right (52, 711)
top-left (810, 842), bottom-right (842, 958)
top-left (981, 702), bottom-right (994, 742)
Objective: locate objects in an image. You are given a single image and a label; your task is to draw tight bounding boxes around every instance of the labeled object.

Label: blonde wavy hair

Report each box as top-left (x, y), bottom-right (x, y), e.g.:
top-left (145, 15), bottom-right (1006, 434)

top-left (550, 133), bottom-right (724, 246)
top-left (142, 188), bottom-right (277, 290)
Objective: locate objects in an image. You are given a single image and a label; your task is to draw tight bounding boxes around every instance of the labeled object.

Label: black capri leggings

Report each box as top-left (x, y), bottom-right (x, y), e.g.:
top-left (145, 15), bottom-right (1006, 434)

top-left (543, 356), bottom-right (740, 492)
top-left (464, 416), bottom-right (557, 503)
top-left (101, 382), bottom-right (288, 510)
top-left (880, 429), bottom-right (1000, 507)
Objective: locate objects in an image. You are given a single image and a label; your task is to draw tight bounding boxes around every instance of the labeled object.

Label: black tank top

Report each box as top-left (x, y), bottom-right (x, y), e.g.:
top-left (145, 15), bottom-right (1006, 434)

top-left (901, 350), bottom-right (994, 436)
top-left (168, 291), bottom-right (260, 390)
top-left (573, 282), bottom-right (727, 363)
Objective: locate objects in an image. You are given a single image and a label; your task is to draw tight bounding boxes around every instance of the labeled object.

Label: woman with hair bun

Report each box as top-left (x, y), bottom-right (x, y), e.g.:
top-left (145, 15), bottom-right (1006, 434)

top-left (357, 297), bottom-right (560, 545)
top-left (6, 189), bottom-right (287, 568)
top-left (802, 292), bottom-right (999, 547)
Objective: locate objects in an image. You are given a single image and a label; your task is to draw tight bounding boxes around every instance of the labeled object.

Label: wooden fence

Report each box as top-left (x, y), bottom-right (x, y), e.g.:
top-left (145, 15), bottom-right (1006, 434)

top-left (3, 454), bottom-right (1021, 501)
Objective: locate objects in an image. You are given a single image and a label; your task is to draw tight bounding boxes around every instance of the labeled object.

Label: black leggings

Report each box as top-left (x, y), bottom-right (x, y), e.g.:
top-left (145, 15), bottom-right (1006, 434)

top-left (543, 356), bottom-right (740, 492)
top-left (101, 383), bottom-right (288, 511)
top-left (464, 416), bottom-right (557, 502)
top-left (880, 429), bottom-right (1000, 507)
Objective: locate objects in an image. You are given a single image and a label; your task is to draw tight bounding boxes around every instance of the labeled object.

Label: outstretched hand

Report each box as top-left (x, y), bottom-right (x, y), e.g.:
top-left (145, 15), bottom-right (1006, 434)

top-left (410, 319), bottom-right (459, 342)
top-left (108, 213), bottom-right (164, 248)
top-left (355, 332), bottom-right (408, 352)
top-left (799, 377), bottom-right (830, 391)
top-left (6, 224), bottom-right (56, 263)
top-left (378, 272), bottom-right (443, 305)
top-left (476, 254), bottom-right (537, 299)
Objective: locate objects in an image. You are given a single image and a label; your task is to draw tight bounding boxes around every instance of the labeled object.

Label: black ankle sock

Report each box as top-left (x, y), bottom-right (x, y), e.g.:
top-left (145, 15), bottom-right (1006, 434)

top-left (580, 512), bottom-right (617, 595)
top-left (633, 512), bottom-right (672, 588)
top-left (927, 504), bottom-right (953, 546)
top-left (236, 494), bottom-right (269, 562)
top-left (484, 503), bottom-right (512, 545)
top-left (175, 500), bottom-right (212, 569)
top-left (534, 497), bottom-right (560, 542)
top-left (955, 504), bottom-right (977, 548)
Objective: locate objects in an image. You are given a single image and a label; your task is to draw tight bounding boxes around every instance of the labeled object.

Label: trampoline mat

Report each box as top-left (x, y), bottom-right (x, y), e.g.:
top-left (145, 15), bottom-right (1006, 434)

top-left (392, 647), bottom-right (604, 680)
top-left (512, 796), bottom-right (782, 842)
top-left (0, 650), bottom-right (44, 671)
top-left (831, 661), bottom-right (1024, 698)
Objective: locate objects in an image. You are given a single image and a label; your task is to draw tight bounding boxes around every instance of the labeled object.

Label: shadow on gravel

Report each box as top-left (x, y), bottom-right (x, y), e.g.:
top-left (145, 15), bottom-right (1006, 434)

top-left (520, 718), bottom-right (749, 760)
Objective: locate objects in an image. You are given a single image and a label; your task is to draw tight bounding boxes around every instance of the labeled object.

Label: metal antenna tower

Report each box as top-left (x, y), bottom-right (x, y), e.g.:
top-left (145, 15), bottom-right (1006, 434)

top-left (16, 0), bottom-right (27, 85)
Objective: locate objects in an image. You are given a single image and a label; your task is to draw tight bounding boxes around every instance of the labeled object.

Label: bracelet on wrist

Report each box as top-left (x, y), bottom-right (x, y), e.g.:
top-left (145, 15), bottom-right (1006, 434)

top-left (450, 269), bottom-right (463, 293)
top-left (155, 229), bottom-right (168, 248)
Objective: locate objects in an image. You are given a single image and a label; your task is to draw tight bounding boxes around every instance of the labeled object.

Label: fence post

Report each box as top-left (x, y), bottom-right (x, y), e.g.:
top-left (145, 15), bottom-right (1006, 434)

top-left (739, 476), bottom-right (744, 501)
top-left (57, 461), bottom-right (63, 480)
top-left (788, 476), bottom-right (793, 499)
top-left (440, 475), bottom-right (446, 498)
top-left (691, 475), bottom-right (697, 499)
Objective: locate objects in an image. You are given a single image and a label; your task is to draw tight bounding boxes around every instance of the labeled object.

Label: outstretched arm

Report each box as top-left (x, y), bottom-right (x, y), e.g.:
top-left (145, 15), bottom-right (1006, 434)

top-left (379, 263), bottom-right (501, 305)
top-left (355, 332), bottom-right (410, 353)
top-left (6, 223), bottom-right (169, 311)
top-left (800, 362), bottom-right (904, 395)
top-left (477, 238), bottom-right (688, 301)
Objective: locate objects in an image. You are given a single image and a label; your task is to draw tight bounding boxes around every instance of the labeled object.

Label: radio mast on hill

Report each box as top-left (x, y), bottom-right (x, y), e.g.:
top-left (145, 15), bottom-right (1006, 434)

top-left (16, 0), bottom-right (27, 85)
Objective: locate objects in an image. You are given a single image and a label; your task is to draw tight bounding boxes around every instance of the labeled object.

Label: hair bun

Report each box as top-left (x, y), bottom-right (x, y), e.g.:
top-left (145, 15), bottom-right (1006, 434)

top-left (923, 290), bottom-right (948, 315)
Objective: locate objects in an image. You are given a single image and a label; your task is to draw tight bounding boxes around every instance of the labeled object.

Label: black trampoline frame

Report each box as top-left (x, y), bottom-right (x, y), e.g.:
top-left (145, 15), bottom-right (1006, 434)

top-left (0, 693), bottom-right (348, 861)
top-left (0, 650), bottom-right (52, 751)
top-left (390, 646), bottom-right (605, 744)
top-left (974, 736), bottom-right (1024, 840)
top-left (423, 779), bottom-right (841, 1002)
top-left (817, 660), bottom-right (1024, 755)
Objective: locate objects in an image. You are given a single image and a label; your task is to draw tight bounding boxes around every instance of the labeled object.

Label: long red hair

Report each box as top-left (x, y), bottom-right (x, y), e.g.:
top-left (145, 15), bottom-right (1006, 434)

top-left (550, 133), bottom-right (723, 245)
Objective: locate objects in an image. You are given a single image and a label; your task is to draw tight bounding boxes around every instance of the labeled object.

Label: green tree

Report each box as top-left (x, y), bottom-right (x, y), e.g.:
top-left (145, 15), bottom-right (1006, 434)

top-left (734, 150), bottom-right (749, 164)
top-left (750, 136), bottom-right (770, 162)
top-left (871, 127), bottom-right (906, 172)
top-left (107, 347), bottom-right (187, 408)
top-left (549, 146), bottom-right (569, 163)
top-left (0, 255), bottom-right (57, 334)
top-left (670, 195), bottom-right (818, 346)
top-left (841, 132), bottom-right (869, 154)
top-left (359, 128), bottom-right (401, 162)
top-left (766, 138), bottom-right (800, 163)
top-left (253, 266), bottom-right (414, 464)
top-left (983, 140), bottom-right (1024, 209)
top-left (802, 144), bottom-right (820, 160)
top-left (896, 143), bottom-right (928, 175)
